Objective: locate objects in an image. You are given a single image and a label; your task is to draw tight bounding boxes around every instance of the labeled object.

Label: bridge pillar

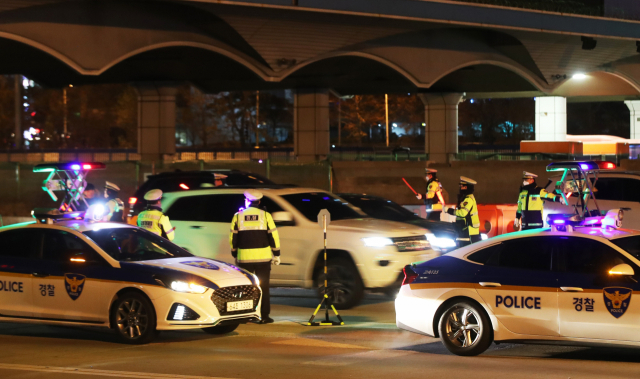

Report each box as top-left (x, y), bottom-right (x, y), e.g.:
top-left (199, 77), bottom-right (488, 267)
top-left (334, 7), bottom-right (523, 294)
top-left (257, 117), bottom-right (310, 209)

top-left (418, 93), bottom-right (463, 163)
top-left (134, 83), bottom-right (177, 161)
top-left (535, 97), bottom-right (566, 141)
top-left (625, 100), bottom-right (640, 139)
top-left (293, 89), bottom-right (330, 162)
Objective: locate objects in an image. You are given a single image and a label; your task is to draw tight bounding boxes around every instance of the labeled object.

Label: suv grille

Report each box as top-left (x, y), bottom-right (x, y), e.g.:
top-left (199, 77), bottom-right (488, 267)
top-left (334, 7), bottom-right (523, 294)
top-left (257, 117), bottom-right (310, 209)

top-left (391, 235), bottom-right (430, 252)
top-left (211, 285), bottom-right (261, 316)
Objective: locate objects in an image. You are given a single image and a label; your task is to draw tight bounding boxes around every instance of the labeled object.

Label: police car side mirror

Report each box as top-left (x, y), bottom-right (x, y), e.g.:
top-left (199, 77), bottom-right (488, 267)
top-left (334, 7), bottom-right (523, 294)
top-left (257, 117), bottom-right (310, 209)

top-left (609, 263), bottom-right (635, 276)
top-left (272, 211), bottom-right (295, 227)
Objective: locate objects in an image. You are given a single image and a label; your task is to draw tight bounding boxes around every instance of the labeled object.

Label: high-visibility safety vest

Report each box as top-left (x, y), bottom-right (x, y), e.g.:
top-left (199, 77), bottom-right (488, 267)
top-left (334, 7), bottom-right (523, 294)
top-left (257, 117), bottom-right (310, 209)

top-left (516, 186), bottom-right (559, 228)
top-left (424, 179), bottom-right (443, 211)
top-left (105, 198), bottom-right (124, 222)
top-left (454, 194), bottom-right (480, 236)
top-left (230, 206), bottom-right (280, 263)
top-left (137, 206), bottom-right (175, 241)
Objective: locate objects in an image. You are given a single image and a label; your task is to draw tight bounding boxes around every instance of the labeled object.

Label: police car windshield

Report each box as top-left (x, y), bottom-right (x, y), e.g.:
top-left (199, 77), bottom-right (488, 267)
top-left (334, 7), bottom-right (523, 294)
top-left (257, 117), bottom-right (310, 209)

top-left (611, 236), bottom-right (640, 261)
top-left (281, 193), bottom-right (366, 222)
top-left (83, 228), bottom-right (192, 261)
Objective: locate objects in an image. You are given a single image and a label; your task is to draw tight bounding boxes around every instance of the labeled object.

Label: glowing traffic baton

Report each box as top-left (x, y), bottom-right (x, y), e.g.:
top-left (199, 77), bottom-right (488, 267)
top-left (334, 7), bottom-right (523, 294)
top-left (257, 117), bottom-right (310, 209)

top-left (436, 190), bottom-right (445, 207)
top-left (402, 178), bottom-right (418, 195)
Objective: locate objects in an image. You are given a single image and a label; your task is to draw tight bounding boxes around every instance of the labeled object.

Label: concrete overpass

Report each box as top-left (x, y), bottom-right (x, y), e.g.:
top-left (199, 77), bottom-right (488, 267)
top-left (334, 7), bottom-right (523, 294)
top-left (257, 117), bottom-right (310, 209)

top-left (2, 0), bottom-right (640, 161)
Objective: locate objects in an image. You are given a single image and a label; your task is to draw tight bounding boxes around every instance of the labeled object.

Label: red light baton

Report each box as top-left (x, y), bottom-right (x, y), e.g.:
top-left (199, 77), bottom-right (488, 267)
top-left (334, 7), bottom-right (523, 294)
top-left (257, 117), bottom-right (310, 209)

top-left (402, 178), bottom-right (418, 195)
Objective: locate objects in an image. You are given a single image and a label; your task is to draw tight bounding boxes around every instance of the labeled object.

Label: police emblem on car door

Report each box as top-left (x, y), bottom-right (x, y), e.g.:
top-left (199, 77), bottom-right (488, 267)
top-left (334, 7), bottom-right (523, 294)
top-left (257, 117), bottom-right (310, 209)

top-left (603, 287), bottom-right (632, 318)
top-left (64, 274), bottom-right (86, 301)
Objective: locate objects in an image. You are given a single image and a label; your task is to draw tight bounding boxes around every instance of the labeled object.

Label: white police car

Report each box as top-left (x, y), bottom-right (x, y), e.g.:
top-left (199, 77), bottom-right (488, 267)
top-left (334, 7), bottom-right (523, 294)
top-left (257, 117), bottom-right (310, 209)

top-left (395, 227), bottom-right (640, 356)
top-left (0, 221), bottom-right (261, 344)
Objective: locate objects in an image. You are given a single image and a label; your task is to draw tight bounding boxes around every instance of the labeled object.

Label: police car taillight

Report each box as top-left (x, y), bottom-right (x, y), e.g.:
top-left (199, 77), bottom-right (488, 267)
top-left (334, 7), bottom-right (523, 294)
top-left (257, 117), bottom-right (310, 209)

top-left (402, 265), bottom-right (418, 286)
top-left (129, 197), bottom-right (137, 205)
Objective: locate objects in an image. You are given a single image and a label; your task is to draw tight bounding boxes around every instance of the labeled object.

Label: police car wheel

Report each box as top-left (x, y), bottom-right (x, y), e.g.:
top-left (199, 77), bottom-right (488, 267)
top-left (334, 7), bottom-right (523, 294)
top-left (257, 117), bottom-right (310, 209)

top-left (314, 257), bottom-right (364, 310)
top-left (438, 301), bottom-right (492, 356)
top-left (111, 292), bottom-right (158, 344)
top-left (202, 323), bottom-right (239, 335)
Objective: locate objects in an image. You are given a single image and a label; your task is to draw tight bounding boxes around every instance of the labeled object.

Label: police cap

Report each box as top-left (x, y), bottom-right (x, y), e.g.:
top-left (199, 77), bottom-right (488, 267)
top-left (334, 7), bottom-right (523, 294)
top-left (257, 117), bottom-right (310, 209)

top-left (460, 176), bottom-right (477, 185)
top-left (105, 181), bottom-right (120, 192)
top-left (523, 171), bottom-right (538, 179)
top-left (425, 168), bottom-right (438, 174)
top-left (144, 189), bottom-right (163, 201)
top-left (244, 190), bottom-right (263, 201)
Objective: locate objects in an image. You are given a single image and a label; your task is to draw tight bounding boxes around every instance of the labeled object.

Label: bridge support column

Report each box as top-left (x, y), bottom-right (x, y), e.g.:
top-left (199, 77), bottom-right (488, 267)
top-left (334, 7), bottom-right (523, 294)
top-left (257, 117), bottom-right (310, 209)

top-left (418, 93), bottom-right (462, 163)
top-left (625, 100), bottom-right (640, 139)
top-left (135, 83), bottom-right (177, 161)
top-left (535, 97), bottom-right (566, 141)
top-left (293, 89), bottom-right (330, 162)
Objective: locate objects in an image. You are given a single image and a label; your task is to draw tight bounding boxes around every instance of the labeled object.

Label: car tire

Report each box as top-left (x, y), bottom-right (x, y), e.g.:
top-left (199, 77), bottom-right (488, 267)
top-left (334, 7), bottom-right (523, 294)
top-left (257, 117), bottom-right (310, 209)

top-left (438, 300), bottom-right (492, 356)
top-left (202, 323), bottom-right (240, 335)
top-left (111, 292), bottom-right (158, 344)
top-left (314, 257), bottom-right (364, 310)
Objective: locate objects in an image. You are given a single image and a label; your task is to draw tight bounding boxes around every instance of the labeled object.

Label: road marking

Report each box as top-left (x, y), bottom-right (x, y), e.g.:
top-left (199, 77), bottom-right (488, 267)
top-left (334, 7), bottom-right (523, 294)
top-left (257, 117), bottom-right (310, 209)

top-left (302, 349), bottom-right (416, 366)
top-left (272, 338), bottom-right (369, 349)
top-left (0, 363), bottom-right (237, 379)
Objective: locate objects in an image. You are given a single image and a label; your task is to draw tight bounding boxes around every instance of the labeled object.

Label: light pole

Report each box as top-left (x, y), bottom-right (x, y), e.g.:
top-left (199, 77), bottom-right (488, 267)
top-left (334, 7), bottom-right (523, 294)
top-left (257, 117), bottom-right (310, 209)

top-left (14, 75), bottom-right (21, 149)
top-left (385, 94), bottom-right (389, 147)
top-left (255, 90), bottom-right (260, 148)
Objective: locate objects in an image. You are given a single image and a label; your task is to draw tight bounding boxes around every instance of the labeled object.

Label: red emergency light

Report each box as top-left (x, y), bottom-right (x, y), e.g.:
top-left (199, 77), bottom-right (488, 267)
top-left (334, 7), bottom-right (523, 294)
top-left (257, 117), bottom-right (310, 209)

top-left (128, 197), bottom-right (137, 205)
top-left (595, 161), bottom-right (616, 170)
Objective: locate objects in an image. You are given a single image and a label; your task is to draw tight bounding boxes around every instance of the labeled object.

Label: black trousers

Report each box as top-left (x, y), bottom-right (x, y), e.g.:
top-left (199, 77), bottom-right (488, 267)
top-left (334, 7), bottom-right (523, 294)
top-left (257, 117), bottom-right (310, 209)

top-left (426, 210), bottom-right (441, 221)
top-left (238, 262), bottom-right (271, 318)
top-left (458, 234), bottom-right (482, 247)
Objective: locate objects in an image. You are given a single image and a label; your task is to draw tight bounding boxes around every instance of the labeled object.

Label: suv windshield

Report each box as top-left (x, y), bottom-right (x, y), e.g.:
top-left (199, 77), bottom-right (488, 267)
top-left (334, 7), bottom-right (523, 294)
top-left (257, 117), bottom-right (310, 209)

top-left (84, 227), bottom-right (192, 262)
top-left (611, 236), bottom-right (640, 261)
top-left (281, 193), bottom-right (366, 222)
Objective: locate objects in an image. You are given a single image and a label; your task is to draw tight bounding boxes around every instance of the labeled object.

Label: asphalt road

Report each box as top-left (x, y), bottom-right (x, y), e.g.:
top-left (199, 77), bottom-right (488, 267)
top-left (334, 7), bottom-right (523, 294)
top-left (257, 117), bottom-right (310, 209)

top-left (1, 289), bottom-right (640, 379)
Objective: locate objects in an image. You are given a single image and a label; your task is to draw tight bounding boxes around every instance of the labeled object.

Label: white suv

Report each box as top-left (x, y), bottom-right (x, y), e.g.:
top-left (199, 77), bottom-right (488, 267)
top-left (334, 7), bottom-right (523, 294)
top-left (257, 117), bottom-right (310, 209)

top-left (161, 187), bottom-right (440, 309)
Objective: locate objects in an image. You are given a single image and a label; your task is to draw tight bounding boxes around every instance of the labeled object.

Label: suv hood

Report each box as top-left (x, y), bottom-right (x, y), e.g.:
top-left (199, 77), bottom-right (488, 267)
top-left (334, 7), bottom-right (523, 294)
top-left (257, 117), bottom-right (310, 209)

top-left (134, 257), bottom-right (255, 287)
top-left (328, 218), bottom-right (428, 235)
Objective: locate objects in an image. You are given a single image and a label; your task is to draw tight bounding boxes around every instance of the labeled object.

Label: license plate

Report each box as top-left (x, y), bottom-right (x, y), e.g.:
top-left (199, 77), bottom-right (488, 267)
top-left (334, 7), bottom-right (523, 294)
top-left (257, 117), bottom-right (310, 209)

top-left (227, 300), bottom-right (253, 312)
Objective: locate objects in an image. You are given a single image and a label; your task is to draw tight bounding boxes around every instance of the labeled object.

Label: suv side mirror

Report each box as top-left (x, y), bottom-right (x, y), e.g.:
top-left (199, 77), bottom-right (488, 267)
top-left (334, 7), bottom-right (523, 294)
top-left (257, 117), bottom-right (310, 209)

top-left (272, 211), bottom-right (295, 227)
top-left (609, 263), bottom-right (635, 276)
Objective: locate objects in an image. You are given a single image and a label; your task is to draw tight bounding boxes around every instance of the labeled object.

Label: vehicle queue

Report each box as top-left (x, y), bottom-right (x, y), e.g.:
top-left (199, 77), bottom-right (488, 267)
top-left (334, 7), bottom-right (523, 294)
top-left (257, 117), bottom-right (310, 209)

top-left (1, 160), bottom-right (639, 358)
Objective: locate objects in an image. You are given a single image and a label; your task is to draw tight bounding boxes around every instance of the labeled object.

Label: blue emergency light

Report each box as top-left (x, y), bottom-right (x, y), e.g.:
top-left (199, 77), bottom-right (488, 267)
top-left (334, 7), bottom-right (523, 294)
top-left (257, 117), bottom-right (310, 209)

top-left (33, 162), bottom-right (106, 173)
top-left (546, 161), bottom-right (599, 172)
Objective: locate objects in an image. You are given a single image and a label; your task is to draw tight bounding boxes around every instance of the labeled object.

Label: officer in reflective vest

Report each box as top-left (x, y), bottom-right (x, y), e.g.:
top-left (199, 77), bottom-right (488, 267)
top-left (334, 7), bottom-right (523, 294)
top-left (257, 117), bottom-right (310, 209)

top-left (446, 176), bottom-right (481, 246)
top-left (103, 181), bottom-right (125, 222)
top-left (137, 189), bottom-right (175, 241)
top-left (416, 168), bottom-right (444, 221)
top-left (230, 190), bottom-right (280, 324)
top-left (514, 171), bottom-right (564, 230)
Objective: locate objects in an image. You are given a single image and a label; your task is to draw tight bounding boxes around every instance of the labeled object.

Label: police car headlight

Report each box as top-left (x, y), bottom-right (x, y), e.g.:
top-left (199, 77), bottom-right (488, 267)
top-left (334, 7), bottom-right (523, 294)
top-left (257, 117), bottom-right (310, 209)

top-left (363, 237), bottom-right (394, 247)
top-left (253, 274), bottom-right (260, 287)
top-left (170, 281), bottom-right (208, 294)
top-left (426, 234), bottom-right (456, 249)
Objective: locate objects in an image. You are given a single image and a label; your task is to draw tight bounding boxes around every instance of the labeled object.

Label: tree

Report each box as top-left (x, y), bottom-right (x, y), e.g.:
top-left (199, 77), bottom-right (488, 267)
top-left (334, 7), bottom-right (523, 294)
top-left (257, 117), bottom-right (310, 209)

top-left (176, 85), bottom-right (219, 147)
top-left (214, 91), bottom-right (256, 148)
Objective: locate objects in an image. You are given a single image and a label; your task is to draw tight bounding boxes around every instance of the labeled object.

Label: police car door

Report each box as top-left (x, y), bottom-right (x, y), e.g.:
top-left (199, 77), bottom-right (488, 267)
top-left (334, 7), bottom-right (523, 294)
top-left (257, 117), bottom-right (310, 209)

top-left (0, 229), bottom-right (39, 317)
top-left (31, 229), bottom-right (114, 323)
top-left (557, 236), bottom-right (640, 341)
top-left (475, 237), bottom-right (559, 336)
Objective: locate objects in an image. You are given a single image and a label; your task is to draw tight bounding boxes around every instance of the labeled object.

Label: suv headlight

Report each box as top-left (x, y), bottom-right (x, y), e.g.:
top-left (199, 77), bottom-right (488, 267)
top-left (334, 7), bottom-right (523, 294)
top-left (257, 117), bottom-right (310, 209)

top-left (170, 281), bottom-right (208, 294)
top-left (426, 234), bottom-right (456, 249)
top-left (363, 237), bottom-right (394, 247)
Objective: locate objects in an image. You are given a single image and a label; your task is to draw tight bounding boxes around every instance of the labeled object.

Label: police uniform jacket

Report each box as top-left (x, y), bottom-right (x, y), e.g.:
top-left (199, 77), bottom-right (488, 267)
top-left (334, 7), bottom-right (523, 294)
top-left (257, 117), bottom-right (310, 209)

top-left (105, 198), bottom-right (125, 222)
top-left (137, 205), bottom-right (175, 241)
top-left (516, 183), bottom-right (560, 228)
top-left (424, 179), bottom-right (443, 211)
top-left (447, 194), bottom-right (480, 236)
top-left (230, 206), bottom-right (280, 263)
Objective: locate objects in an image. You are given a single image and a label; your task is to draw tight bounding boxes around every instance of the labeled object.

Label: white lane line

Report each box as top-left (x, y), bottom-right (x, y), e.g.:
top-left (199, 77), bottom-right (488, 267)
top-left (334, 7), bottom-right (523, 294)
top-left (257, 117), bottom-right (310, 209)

top-left (302, 349), bottom-right (416, 366)
top-left (0, 363), bottom-right (237, 379)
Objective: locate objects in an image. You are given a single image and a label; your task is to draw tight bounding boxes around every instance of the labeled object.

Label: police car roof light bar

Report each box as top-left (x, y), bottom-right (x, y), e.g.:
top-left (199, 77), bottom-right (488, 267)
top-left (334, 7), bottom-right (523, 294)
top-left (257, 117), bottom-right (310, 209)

top-left (33, 162), bottom-right (106, 215)
top-left (547, 161), bottom-right (602, 223)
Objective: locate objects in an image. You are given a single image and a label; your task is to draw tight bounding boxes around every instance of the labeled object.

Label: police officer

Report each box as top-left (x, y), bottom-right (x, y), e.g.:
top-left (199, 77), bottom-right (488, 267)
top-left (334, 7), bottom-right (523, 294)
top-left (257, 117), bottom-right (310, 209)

top-left (415, 168), bottom-right (444, 221)
top-left (137, 189), bottom-right (175, 241)
top-left (230, 190), bottom-right (280, 324)
top-left (446, 177), bottom-right (480, 246)
top-left (514, 171), bottom-right (564, 230)
top-left (103, 181), bottom-right (125, 222)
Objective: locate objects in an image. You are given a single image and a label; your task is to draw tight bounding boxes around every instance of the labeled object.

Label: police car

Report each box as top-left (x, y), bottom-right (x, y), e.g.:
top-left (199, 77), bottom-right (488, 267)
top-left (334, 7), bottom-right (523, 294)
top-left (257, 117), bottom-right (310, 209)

top-left (395, 227), bottom-right (640, 355)
top-left (396, 161), bottom-right (640, 356)
top-left (0, 220), bottom-right (262, 344)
